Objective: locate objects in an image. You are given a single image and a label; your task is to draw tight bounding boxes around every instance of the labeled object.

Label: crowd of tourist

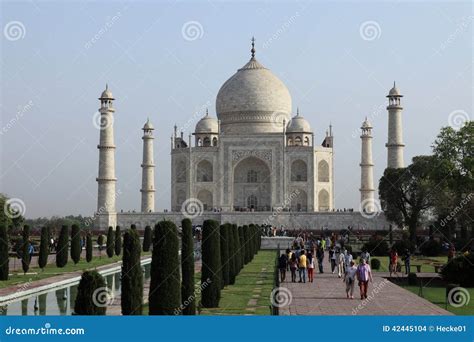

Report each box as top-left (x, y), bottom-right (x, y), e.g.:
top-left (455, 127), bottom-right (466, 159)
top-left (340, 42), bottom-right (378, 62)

top-left (277, 233), bottom-right (373, 300)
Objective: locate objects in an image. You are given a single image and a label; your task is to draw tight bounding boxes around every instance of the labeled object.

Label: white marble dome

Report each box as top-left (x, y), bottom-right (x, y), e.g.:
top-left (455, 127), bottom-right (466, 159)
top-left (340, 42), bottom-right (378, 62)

top-left (215, 56), bottom-right (292, 134)
top-left (287, 111), bottom-right (312, 133)
top-left (100, 84), bottom-right (114, 99)
top-left (195, 113), bottom-right (218, 133)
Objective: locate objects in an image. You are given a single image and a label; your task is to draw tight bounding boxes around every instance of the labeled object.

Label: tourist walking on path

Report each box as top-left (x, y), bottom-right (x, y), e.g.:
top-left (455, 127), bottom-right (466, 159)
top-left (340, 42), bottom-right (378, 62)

top-left (356, 258), bottom-right (373, 299)
top-left (329, 247), bottom-right (336, 273)
top-left (307, 252), bottom-right (315, 282)
top-left (344, 249), bottom-right (353, 273)
top-left (298, 250), bottom-right (307, 283)
top-left (289, 254), bottom-right (298, 282)
top-left (279, 252), bottom-right (288, 283)
top-left (337, 248), bottom-right (345, 278)
top-left (316, 246), bottom-right (324, 273)
top-left (286, 248), bottom-right (292, 271)
top-left (403, 249), bottom-right (411, 274)
top-left (360, 248), bottom-right (370, 263)
top-left (344, 261), bottom-right (357, 299)
top-left (389, 248), bottom-right (399, 277)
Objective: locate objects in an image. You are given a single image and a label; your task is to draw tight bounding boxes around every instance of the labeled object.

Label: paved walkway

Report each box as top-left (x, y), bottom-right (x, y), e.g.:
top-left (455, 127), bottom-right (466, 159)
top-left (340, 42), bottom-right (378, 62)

top-left (278, 270), bottom-right (451, 315)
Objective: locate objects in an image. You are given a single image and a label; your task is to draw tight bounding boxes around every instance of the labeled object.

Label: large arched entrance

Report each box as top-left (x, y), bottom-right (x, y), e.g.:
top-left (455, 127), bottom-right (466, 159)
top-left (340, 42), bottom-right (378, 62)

top-left (233, 157), bottom-right (271, 211)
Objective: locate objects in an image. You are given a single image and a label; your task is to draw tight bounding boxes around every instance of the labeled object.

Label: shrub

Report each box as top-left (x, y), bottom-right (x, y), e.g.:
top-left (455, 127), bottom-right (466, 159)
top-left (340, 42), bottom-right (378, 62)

top-left (115, 226), bottom-right (122, 256)
top-left (149, 221), bottom-right (181, 315)
top-left (86, 233), bottom-right (93, 262)
top-left (74, 270), bottom-right (107, 315)
top-left (420, 239), bottom-right (442, 256)
top-left (21, 225), bottom-right (31, 274)
top-left (441, 254), bottom-right (474, 287)
top-left (201, 219), bottom-right (221, 308)
top-left (392, 239), bottom-right (416, 254)
top-left (38, 226), bottom-right (49, 270)
top-left (0, 224), bottom-right (9, 280)
top-left (121, 228), bottom-right (143, 315)
top-left (143, 225), bottom-right (152, 252)
top-left (71, 224), bottom-right (81, 264)
top-left (97, 234), bottom-right (105, 257)
top-left (362, 235), bottom-right (389, 256)
top-left (407, 272), bottom-right (417, 286)
top-left (180, 218), bottom-right (195, 315)
top-left (370, 258), bottom-right (381, 270)
top-left (56, 225), bottom-right (69, 268)
top-left (106, 227), bottom-right (114, 258)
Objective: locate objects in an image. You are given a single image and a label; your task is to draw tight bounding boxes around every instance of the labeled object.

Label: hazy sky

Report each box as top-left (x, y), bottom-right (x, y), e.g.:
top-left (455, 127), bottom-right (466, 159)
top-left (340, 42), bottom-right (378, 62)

top-left (1, 0), bottom-right (472, 218)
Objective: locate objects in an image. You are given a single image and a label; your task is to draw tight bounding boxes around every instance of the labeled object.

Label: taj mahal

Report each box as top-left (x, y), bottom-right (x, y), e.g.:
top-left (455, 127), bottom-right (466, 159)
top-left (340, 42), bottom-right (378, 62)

top-left (94, 39), bottom-right (405, 231)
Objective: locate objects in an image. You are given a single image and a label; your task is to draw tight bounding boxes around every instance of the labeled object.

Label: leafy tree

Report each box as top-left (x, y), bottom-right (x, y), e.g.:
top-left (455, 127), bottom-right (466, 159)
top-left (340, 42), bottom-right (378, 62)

top-left (149, 221), bottom-right (181, 315)
top-left (201, 219), bottom-right (221, 308)
top-left (121, 229), bottom-right (143, 315)
top-left (143, 225), bottom-right (152, 252)
top-left (180, 218), bottom-right (195, 315)
top-left (21, 225), bottom-right (31, 274)
top-left (106, 226), bottom-right (114, 258)
top-left (379, 156), bottom-right (435, 242)
top-left (70, 224), bottom-right (81, 264)
top-left (0, 224), bottom-right (9, 280)
top-left (86, 233), bottom-right (93, 262)
top-left (220, 224), bottom-right (230, 287)
top-left (115, 226), bottom-right (122, 256)
top-left (56, 225), bottom-right (69, 268)
top-left (74, 270), bottom-right (107, 315)
top-left (38, 226), bottom-right (49, 270)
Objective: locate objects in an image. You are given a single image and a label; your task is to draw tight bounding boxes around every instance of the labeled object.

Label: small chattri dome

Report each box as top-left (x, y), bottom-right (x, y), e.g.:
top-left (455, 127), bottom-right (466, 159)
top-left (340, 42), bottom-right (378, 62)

top-left (143, 118), bottom-right (154, 130)
top-left (286, 109), bottom-right (312, 133)
top-left (195, 111), bottom-right (218, 134)
top-left (361, 117), bottom-right (372, 129)
top-left (388, 81), bottom-right (402, 97)
top-left (100, 84), bottom-right (114, 99)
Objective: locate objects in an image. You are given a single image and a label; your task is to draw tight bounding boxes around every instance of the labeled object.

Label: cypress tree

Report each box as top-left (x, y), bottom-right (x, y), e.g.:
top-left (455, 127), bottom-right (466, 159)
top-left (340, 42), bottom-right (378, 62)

top-left (97, 234), bottom-right (105, 258)
top-left (56, 225), bottom-right (69, 268)
top-left (220, 224), bottom-right (230, 287)
top-left (86, 233), bottom-right (93, 262)
top-left (71, 224), bottom-right (81, 264)
top-left (106, 226), bottom-right (114, 258)
top-left (243, 225), bottom-right (250, 264)
top-left (201, 219), bottom-right (221, 308)
top-left (114, 226), bottom-right (122, 256)
top-left (0, 224), bottom-right (9, 280)
top-left (149, 221), bottom-right (181, 315)
top-left (74, 270), bottom-right (107, 315)
top-left (238, 226), bottom-right (245, 268)
top-left (121, 228), bottom-right (143, 315)
top-left (21, 225), bottom-right (30, 274)
top-left (232, 224), bottom-right (242, 273)
top-left (249, 224), bottom-right (257, 257)
top-left (181, 218), bottom-right (195, 315)
top-left (227, 224), bottom-right (236, 285)
top-left (38, 226), bottom-right (49, 270)
top-left (143, 225), bottom-right (152, 252)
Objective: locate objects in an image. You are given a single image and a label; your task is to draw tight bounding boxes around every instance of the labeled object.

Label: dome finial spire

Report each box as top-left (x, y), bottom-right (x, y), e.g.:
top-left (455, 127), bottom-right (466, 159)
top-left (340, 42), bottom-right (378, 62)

top-left (251, 36), bottom-right (256, 58)
top-left (296, 107), bottom-right (300, 116)
top-left (206, 108), bottom-right (209, 116)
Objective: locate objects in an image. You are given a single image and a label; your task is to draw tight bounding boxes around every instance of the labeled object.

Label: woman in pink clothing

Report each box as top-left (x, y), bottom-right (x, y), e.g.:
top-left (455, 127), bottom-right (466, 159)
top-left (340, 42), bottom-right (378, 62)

top-left (356, 258), bottom-right (373, 299)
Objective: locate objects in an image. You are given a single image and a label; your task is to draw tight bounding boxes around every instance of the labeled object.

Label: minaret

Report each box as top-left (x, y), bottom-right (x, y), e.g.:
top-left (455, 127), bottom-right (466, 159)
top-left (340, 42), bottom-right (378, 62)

top-left (140, 118), bottom-right (155, 213)
top-left (96, 84), bottom-right (117, 229)
top-left (386, 82), bottom-right (405, 168)
top-left (360, 117), bottom-right (375, 213)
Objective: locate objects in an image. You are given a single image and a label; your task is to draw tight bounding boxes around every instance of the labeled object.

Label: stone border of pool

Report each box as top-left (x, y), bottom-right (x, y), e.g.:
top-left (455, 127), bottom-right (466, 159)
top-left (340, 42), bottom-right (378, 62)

top-left (0, 257), bottom-right (152, 305)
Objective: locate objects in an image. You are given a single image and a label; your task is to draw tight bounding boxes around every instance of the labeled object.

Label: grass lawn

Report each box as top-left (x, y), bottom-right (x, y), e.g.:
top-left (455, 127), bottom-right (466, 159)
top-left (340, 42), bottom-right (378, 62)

top-left (371, 255), bottom-right (447, 273)
top-left (199, 250), bottom-right (276, 315)
top-left (402, 285), bottom-right (474, 315)
top-left (1, 252), bottom-right (151, 289)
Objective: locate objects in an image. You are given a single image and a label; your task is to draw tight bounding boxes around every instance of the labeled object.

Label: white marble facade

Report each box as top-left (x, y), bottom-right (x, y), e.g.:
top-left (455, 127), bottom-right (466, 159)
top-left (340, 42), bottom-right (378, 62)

top-left (171, 43), bottom-right (334, 214)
